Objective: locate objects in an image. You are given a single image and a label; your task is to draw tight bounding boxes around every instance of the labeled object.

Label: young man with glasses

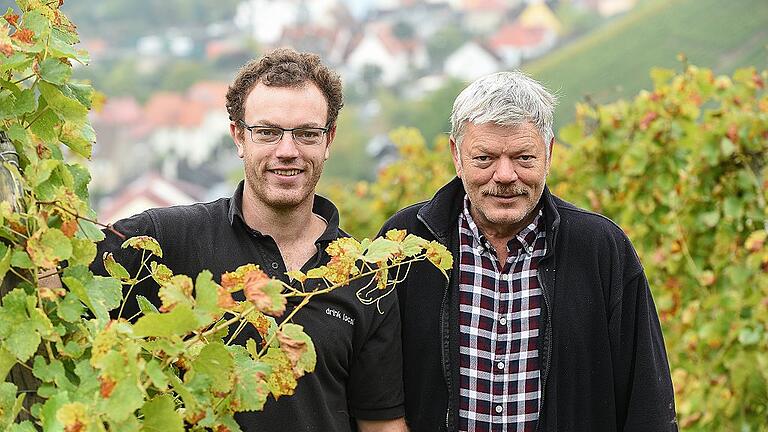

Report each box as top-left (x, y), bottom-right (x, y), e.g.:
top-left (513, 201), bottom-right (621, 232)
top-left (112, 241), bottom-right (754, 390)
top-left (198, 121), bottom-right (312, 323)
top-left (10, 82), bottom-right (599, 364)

top-left (91, 48), bottom-right (408, 432)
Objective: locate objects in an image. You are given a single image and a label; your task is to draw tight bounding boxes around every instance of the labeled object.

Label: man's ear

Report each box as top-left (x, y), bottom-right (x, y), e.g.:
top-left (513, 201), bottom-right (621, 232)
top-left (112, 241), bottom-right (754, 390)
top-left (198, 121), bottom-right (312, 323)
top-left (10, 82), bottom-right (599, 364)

top-left (450, 135), bottom-right (462, 178)
top-left (324, 124), bottom-right (337, 160)
top-left (230, 122), bottom-right (245, 158)
top-left (546, 137), bottom-right (555, 171)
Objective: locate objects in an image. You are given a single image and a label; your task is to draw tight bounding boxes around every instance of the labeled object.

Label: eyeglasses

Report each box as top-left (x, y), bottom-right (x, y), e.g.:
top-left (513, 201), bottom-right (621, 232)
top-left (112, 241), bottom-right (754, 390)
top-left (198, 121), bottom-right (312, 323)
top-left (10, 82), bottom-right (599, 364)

top-left (238, 121), bottom-right (329, 146)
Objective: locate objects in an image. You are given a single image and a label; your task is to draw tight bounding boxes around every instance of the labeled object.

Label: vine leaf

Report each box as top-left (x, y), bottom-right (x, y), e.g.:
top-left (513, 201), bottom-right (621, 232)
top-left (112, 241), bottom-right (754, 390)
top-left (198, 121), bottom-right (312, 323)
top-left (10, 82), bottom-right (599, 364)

top-left (133, 304), bottom-right (198, 338)
top-left (0, 243), bottom-right (11, 282)
top-left (55, 402), bottom-right (90, 432)
top-left (220, 263), bottom-right (259, 293)
top-left (122, 235), bottom-right (163, 258)
top-left (0, 346), bottom-right (15, 381)
top-left (38, 57), bottom-right (71, 85)
top-left (244, 270), bottom-right (286, 316)
top-left (141, 395), bottom-right (183, 432)
top-left (157, 274), bottom-right (193, 312)
top-left (194, 270), bottom-right (223, 320)
top-left (277, 323), bottom-right (316, 378)
top-left (37, 81), bottom-right (87, 125)
top-left (425, 241), bottom-right (453, 276)
top-left (0, 288), bottom-right (42, 361)
top-left (0, 382), bottom-right (24, 429)
top-left (262, 347), bottom-right (297, 399)
top-left (190, 341), bottom-right (233, 394)
top-left (229, 346), bottom-right (270, 412)
top-left (135, 295), bottom-right (158, 315)
top-left (103, 252), bottom-right (130, 281)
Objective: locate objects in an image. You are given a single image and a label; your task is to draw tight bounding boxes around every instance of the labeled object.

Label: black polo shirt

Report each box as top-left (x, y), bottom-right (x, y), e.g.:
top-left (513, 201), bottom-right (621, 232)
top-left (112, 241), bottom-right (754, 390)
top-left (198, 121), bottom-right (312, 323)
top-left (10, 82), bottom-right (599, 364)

top-left (92, 181), bottom-right (404, 431)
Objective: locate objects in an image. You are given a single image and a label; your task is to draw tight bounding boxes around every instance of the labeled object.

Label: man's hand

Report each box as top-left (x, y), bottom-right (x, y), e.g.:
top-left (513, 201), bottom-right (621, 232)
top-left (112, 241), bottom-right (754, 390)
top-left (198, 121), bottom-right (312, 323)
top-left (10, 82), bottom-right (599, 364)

top-left (357, 418), bottom-right (409, 432)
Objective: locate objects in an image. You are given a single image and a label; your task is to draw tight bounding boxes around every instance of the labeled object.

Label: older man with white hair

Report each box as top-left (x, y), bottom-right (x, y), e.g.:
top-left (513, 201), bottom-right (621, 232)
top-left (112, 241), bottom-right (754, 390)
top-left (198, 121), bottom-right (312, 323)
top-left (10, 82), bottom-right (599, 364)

top-left (380, 71), bottom-right (677, 431)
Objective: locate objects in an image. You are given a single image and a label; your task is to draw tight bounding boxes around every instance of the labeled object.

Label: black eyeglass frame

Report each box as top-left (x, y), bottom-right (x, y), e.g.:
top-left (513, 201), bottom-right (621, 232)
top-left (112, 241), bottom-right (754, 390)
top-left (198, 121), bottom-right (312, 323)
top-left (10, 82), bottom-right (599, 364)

top-left (237, 120), bottom-right (330, 145)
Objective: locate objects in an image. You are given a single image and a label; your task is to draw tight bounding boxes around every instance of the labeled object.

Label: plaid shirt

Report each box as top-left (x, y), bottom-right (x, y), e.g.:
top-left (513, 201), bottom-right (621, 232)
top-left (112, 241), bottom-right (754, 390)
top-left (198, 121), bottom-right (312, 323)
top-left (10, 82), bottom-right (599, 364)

top-left (458, 198), bottom-right (547, 432)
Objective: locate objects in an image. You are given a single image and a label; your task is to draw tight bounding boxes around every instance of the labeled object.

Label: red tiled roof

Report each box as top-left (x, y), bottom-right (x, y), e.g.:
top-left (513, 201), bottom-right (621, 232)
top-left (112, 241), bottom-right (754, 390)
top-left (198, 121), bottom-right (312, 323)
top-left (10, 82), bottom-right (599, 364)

top-left (142, 94), bottom-right (206, 128)
top-left (95, 97), bottom-right (142, 125)
top-left (144, 92), bottom-right (186, 128)
top-left (464, 0), bottom-right (507, 12)
top-left (99, 172), bottom-right (205, 223)
top-left (372, 22), bottom-right (420, 56)
top-left (488, 23), bottom-right (547, 49)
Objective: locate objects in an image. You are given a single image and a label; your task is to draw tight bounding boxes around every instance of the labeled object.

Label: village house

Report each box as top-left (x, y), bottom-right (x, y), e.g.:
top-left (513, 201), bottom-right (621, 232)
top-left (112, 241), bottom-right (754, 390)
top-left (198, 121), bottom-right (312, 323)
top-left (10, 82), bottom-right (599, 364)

top-left (488, 21), bottom-right (557, 66)
top-left (343, 21), bottom-right (428, 85)
top-left (444, 40), bottom-right (503, 80)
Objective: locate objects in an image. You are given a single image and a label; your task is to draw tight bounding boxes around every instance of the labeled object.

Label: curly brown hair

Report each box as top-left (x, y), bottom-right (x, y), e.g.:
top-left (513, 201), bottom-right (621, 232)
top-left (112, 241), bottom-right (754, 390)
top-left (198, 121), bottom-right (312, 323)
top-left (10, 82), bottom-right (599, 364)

top-left (226, 48), bottom-right (343, 137)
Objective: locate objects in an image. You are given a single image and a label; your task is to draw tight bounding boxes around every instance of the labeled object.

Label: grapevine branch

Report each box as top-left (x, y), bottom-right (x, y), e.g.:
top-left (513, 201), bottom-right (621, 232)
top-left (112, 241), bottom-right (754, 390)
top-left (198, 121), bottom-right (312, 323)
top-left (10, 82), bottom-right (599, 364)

top-left (37, 200), bottom-right (126, 240)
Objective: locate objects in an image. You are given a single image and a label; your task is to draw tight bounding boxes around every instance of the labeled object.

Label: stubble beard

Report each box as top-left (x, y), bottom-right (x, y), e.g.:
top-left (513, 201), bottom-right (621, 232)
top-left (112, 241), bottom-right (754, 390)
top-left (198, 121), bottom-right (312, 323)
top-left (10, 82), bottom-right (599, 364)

top-left (244, 163), bottom-right (324, 211)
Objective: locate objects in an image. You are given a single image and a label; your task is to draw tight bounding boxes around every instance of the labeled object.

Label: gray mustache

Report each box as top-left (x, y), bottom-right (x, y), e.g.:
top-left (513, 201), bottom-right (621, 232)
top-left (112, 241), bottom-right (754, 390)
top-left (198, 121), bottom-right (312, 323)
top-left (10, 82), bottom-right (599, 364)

top-left (482, 185), bottom-right (528, 197)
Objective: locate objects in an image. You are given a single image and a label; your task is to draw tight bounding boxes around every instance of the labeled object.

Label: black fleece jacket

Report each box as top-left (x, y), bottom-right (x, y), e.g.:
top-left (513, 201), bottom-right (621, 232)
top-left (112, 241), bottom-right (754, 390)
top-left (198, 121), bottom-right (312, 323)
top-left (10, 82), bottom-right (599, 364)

top-left (379, 177), bottom-right (677, 432)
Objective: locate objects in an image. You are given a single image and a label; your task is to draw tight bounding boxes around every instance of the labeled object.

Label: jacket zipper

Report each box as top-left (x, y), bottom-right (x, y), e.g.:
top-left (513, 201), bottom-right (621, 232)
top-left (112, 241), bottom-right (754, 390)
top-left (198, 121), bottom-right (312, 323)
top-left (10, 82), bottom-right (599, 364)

top-left (536, 227), bottom-right (556, 432)
top-left (536, 271), bottom-right (552, 431)
top-left (417, 213), bottom-right (453, 431)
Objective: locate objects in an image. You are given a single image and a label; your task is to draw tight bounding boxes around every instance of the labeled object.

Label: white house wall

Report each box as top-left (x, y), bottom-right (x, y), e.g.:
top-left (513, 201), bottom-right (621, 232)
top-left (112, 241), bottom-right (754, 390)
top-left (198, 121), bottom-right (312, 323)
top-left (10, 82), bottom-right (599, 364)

top-left (444, 43), bottom-right (502, 81)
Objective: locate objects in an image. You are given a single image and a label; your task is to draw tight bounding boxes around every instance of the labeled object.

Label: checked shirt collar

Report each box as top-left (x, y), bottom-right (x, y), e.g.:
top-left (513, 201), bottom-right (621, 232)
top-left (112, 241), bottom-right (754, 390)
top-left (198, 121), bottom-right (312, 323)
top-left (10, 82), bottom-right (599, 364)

top-left (461, 196), bottom-right (543, 263)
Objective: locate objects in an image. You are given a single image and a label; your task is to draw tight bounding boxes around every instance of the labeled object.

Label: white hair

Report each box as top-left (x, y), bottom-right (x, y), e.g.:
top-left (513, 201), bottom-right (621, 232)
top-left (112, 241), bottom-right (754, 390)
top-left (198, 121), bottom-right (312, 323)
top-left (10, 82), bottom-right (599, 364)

top-left (450, 71), bottom-right (557, 160)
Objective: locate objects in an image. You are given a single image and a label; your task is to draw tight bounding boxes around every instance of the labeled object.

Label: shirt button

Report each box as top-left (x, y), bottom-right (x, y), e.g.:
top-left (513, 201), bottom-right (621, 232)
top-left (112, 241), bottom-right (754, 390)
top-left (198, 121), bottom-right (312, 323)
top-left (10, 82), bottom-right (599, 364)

top-left (501, 274), bottom-right (509, 281)
top-left (499, 317), bottom-right (507, 326)
top-left (495, 405), bottom-right (503, 414)
top-left (496, 361), bottom-right (504, 370)
top-left (271, 262), bottom-right (279, 269)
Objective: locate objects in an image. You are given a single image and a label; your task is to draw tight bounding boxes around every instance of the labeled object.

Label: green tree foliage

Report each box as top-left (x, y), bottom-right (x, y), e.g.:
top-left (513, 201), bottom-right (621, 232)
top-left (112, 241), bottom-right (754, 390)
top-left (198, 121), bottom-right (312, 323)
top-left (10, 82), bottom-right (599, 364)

top-left (550, 64), bottom-right (768, 430)
top-left (320, 109), bottom-right (376, 182)
top-left (379, 78), bottom-right (466, 147)
top-left (0, 3), bottom-right (452, 430)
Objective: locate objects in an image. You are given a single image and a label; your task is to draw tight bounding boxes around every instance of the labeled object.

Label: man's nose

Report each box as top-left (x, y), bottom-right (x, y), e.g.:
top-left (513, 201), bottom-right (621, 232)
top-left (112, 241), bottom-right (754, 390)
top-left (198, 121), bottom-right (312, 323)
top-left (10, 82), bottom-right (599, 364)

top-left (274, 132), bottom-right (300, 158)
top-left (493, 158), bottom-right (518, 183)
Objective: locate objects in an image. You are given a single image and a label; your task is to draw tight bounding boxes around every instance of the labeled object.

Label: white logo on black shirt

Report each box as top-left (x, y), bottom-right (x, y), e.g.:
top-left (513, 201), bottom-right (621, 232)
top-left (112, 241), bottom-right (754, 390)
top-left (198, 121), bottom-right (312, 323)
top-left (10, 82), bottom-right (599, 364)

top-left (325, 307), bottom-right (355, 325)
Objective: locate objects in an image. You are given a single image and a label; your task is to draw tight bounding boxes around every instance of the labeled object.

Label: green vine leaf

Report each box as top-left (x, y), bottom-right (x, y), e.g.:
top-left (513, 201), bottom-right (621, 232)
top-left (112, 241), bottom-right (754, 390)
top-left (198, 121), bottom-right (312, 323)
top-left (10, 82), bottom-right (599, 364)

top-left (141, 395), bottom-right (183, 432)
top-left (122, 235), bottom-right (163, 258)
top-left (0, 382), bottom-right (23, 429)
top-left (26, 227), bottom-right (72, 268)
top-left (37, 57), bottom-right (71, 85)
top-left (0, 346), bottom-right (15, 381)
top-left (37, 80), bottom-right (87, 125)
top-left (103, 252), bottom-right (130, 281)
top-left (158, 274), bottom-right (194, 312)
top-left (133, 305), bottom-right (198, 338)
top-left (190, 341), bottom-right (234, 394)
top-left (229, 346), bottom-right (270, 412)
top-left (135, 294), bottom-right (158, 315)
top-left (0, 288), bottom-right (41, 362)
top-left (194, 270), bottom-right (223, 321)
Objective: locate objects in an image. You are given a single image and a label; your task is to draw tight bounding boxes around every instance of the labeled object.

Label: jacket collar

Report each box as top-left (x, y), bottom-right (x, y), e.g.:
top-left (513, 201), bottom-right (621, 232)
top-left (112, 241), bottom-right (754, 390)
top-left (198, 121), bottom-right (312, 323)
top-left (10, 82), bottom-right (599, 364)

top-left (227, 180), bottom-right (341, 243)
top-left (418, 176), bottom-right (561, 247)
